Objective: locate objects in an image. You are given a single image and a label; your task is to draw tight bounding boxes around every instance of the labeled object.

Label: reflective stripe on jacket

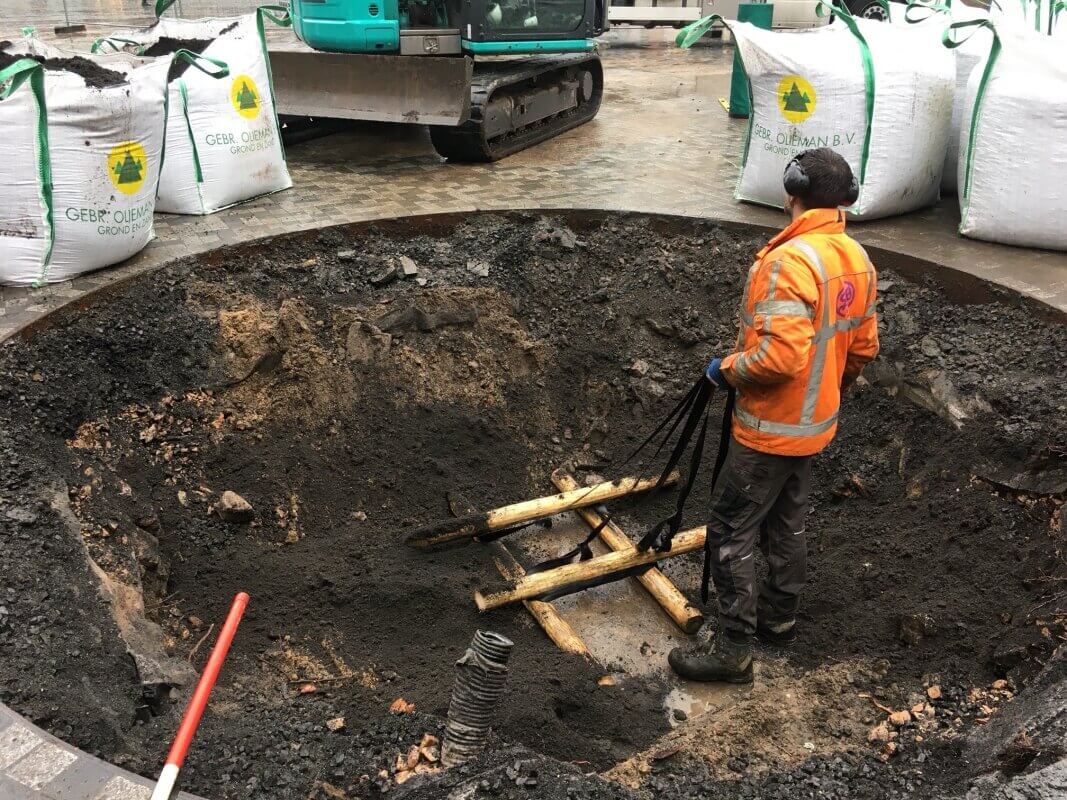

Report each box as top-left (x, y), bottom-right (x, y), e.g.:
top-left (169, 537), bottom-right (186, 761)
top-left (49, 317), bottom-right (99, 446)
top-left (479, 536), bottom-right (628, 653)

top-left (721, 208), bottom-right (879, 457)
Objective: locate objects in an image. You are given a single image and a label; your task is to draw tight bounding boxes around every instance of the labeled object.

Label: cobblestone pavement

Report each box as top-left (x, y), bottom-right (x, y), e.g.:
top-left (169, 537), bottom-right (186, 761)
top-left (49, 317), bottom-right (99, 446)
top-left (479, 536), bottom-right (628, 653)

top-left (0, 705), bottom-right (200, 800)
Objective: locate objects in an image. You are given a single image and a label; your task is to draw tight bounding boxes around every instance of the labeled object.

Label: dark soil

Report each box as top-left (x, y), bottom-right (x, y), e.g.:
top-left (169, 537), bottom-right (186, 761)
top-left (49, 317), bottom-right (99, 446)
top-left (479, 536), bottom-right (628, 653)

top-left (0, 51), bottom-right (127, 88)
top-left (142, 36), bottom-right (214, 58)
top-left (141, 37), bottom-right (215, 80)
top-left (0, 211), bottom-right (1064, 800)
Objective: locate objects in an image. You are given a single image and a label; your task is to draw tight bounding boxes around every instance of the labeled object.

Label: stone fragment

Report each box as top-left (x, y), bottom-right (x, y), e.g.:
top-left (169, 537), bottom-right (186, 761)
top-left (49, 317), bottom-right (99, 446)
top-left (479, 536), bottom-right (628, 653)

top-left (370, 263), bottom-right (399, 287)
top-left (868, 722), bottom-right (890, 743)
top-left (628, 359), bottom-right (650, 377)
top-left (899, 613), bottom-right (938, 645)
top-left (218, 490), bottom-right (254, 524)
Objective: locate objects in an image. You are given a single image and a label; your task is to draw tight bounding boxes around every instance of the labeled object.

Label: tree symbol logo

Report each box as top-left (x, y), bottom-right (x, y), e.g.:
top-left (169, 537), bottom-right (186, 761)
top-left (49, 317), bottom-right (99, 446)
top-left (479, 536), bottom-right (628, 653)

top-left (777, 75), bottom-right (817, 124)
top-left (107, 141), bottom-right (148, 195)
top-left (230, 74), bottom-right (262, 120)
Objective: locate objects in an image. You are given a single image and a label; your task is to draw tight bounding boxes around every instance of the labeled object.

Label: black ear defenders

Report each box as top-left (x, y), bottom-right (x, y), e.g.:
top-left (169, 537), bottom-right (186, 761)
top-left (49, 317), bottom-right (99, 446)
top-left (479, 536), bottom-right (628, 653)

top-left (783, 155), bottom-right (810, 196)
top-left (844, 172), bottom-right (860, 205)
top-left (783, 151), bottom-right (861, 207)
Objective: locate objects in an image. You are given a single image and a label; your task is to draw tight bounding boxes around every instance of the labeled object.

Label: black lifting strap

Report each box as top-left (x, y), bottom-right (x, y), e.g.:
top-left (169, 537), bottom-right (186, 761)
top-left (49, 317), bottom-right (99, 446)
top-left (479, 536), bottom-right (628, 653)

top-left (526, 375), bottom-right (736, 591)
top-left (636, 376), bottom-right (716, 553)
top-left (525, 379), bottom-right (707, 573)
top-left (701, 387), bottom-right (735, 603)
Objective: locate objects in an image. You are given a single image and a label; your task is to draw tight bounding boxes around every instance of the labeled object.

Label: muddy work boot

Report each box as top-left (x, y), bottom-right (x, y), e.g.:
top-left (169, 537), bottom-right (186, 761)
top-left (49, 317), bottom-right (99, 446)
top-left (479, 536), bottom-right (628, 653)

top-left (668, 634), bottom-right (753, 684)
top-left (756, 618), bottom-right (797, 646)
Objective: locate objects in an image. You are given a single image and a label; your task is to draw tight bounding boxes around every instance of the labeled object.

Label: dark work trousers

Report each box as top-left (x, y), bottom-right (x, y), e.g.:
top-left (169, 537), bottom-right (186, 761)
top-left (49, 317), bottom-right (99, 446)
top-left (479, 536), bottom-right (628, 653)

top-left (706, 437), bottom-right (813, 639)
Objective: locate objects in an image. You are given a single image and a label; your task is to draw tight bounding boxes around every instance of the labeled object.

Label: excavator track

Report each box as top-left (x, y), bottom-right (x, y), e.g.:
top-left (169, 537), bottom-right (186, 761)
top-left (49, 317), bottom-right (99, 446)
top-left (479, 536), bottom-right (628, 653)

top-left (429, 52), bottom-right (603, 162)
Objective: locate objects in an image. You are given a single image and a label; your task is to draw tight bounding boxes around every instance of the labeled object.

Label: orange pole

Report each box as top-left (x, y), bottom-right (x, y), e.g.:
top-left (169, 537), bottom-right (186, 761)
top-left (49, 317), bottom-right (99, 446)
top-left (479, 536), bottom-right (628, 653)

top-left (151, 592), bottom-right (249, 800)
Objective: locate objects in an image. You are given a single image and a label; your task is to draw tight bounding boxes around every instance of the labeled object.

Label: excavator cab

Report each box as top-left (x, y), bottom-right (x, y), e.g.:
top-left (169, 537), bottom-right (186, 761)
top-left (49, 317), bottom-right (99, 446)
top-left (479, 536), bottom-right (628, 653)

top-left (291, 0), bottom-right (607, 55)
top-left (287, 0), bottom-right (606, 161)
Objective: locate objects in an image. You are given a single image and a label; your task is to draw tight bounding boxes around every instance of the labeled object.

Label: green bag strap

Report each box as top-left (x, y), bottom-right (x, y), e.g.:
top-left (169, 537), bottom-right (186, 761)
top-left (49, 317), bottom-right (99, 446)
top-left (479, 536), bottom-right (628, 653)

top-left (258, 4), bottom-right (293, 28)
top-left (91, 36), bottom-right (145, 54)
top-left (176, 80), bottom-right (205, 192)
top-left (942, 19), bottom-right (1000, 205)
top-left (171, 48), bottom-right (229, 79)
top-left (256, 5), bottom-right (293, 165)
top-left (155, 0), bottom-right (178, 17)
top-left (0, 59), bottom-right (54, 284)
top-left (904, 1), bottom-right (950, 23)
top-left (1053, 0), bottom-right (1067, 26)
top-left (167, 50), bottom-right (227, 194)
top-left (814, 1), bottom-right (875, 184)
top-left (676, 13), bottom-right (723, 48)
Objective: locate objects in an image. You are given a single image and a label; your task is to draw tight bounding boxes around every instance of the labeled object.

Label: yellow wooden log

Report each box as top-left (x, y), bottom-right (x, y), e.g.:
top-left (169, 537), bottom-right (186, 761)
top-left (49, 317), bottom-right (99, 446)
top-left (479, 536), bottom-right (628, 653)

top-left (475, 526), bottom-right (707, 611)
top-left (551, 470), bottom-right (703, 634)
top-left (405, 472), bottom-right (679, 549)
top-left (493, 544), bottom-right (592, 658)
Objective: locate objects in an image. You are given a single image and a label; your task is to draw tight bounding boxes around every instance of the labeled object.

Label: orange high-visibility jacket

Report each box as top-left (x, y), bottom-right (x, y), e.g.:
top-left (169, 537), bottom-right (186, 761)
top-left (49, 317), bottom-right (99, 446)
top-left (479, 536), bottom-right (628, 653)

top-left (721, 208), bottom-right (879, 457)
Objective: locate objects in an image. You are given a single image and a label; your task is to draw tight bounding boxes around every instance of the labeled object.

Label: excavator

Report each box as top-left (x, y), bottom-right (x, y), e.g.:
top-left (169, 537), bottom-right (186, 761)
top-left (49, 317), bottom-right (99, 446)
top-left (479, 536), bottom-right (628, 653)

top-left (281, 0), bottom-right (607, 161)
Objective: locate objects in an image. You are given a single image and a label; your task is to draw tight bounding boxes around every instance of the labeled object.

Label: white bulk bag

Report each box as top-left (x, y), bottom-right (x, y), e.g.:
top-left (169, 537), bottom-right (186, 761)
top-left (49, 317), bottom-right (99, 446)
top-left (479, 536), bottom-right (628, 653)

top-left (99, 6), bottom-right (292, 215)
top-left (679, 9), bottom-right (954, 220)
top-left (952, 21), bottom-right (1067, 249)
top-left (996, 0), bottom-right (1058, 32)
top-left (0, 43), bottom-right (169, 287)
top-left (905, 0), bottom-right (992, 194)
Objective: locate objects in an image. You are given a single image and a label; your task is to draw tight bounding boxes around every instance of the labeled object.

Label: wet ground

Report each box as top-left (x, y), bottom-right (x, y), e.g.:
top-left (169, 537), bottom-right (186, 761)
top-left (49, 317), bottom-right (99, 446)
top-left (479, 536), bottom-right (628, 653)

top-left (1, 211), bottom-right (1064, 799)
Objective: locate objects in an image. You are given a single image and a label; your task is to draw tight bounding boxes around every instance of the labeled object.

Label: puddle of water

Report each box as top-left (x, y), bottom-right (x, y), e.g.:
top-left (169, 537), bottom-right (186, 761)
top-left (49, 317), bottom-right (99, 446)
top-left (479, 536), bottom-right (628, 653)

top-left (515, 511), bottom-right (749, 727)
top-left (663, 682), bottom-right (748, 728)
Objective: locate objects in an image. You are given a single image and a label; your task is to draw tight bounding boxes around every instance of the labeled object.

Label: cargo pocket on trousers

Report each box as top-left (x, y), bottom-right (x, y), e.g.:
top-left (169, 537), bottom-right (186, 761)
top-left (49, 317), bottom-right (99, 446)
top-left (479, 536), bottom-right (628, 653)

top-left (710, 469), bottom-right (769, 534)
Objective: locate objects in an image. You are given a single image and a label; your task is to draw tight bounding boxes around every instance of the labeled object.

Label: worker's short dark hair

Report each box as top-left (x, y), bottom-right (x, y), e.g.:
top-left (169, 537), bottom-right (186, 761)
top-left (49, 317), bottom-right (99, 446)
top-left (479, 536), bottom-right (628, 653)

top-left (784, 147), bottom-right (859, 209)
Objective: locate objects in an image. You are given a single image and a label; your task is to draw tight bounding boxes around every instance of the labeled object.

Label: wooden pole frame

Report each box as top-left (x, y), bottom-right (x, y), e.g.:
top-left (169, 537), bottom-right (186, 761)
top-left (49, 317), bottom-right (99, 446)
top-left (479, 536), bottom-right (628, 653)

top-left (493, 544), bottom-right (592, 658)
top-left (474, 526), bottom-right (707, 612)
top-left (405, 472), bottom-right (679, 549)
top-left (551, 470), bottom-right (703, 633)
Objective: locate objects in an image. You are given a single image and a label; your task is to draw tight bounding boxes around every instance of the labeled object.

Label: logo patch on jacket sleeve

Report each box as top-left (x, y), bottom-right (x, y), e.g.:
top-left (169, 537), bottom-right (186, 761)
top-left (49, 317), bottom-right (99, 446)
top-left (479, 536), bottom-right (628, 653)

top-left (836, 281), bottom-right (856, 317)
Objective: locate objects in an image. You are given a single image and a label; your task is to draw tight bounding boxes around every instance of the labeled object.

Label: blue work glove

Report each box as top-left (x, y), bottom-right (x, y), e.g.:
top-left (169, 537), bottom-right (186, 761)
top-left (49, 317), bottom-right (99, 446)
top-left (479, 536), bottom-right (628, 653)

top-left (705, 357), bottom-right (728, 388)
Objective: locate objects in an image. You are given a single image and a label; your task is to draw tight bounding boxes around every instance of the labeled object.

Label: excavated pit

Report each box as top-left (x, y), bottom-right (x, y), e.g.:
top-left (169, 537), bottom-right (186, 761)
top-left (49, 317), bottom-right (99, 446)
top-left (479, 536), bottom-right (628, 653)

top-left (0, 211), bottom-right (1064, 800)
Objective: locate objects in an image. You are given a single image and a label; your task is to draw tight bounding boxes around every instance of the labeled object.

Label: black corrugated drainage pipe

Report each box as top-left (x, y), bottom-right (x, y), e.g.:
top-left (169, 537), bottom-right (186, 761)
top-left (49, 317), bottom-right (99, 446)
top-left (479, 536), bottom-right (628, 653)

top-left (441, 630), bottom-right (514, 768)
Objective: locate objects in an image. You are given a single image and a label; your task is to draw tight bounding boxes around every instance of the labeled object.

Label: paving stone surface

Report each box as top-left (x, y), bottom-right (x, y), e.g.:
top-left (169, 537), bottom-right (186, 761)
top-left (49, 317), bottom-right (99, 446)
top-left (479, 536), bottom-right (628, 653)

top-left (0, 705), bottom-right (201, 800)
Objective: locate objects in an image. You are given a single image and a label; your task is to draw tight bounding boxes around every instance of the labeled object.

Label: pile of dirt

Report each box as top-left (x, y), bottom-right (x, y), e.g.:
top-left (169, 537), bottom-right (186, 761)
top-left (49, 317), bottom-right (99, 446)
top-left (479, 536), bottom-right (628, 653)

top-left (141, 36), bottom-right (215, 58)
top-left (141, 36), bottom-right (215, 80)
top-left (0, 211), bottom-right (1063, 800)
top-left (0, 51), bottom-right (127, 88)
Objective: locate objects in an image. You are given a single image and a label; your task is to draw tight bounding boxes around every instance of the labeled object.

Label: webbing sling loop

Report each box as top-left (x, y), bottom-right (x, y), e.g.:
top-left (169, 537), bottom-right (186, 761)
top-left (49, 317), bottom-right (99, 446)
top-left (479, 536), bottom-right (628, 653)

top-left (523, 375), bottom-right (736, 607)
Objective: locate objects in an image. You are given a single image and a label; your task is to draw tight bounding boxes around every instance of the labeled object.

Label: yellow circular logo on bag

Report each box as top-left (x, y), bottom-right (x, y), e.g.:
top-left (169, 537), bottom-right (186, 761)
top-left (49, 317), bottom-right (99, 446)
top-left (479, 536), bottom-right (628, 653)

top-left (107, 141), bottom-right (148, 195)
top-left (778, 75), bottom-right (817, 124)
top-left (231, 75), bottom-right (262, 119)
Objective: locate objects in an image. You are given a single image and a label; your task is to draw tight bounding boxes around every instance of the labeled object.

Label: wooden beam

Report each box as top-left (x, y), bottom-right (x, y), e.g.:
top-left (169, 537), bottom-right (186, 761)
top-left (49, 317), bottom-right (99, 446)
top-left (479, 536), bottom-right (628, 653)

top-left (492, 544), bottom-right (592, 659)
top-left (405, 472), bottom-right (679, 549)
top-left (551, 470), bottom-right (704, 634)
top-left (475, 526), bottom-right (707, 611)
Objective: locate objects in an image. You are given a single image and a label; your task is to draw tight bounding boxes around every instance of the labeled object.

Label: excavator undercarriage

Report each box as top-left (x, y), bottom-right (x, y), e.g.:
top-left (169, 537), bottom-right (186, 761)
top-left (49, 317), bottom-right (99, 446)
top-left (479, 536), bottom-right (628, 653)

top-left (267, 22), bottom-right (604, 161)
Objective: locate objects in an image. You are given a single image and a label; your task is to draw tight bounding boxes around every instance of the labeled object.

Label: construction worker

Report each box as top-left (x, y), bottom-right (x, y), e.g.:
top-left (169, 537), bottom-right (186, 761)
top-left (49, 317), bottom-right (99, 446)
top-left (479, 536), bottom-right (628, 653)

top-left (668, 148), bottom-right (879, 684)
